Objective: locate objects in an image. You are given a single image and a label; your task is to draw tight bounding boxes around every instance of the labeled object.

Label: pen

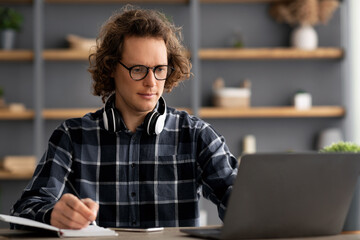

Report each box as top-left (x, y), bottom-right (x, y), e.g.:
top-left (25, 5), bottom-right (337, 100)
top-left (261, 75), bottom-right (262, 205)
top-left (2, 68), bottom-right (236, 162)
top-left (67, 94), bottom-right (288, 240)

top-left (64, 177), bottom-right (97, 226)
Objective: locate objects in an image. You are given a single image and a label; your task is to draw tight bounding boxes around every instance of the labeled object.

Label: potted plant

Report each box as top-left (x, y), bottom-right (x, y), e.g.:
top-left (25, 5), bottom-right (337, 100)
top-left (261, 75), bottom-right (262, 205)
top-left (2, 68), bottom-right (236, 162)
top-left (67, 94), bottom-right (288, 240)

top-left (269, 0), bottom-right (339, 50)
top-left (0, 7), bottom-right (23, 50)
top-left (320, 141), bottom-right (360, 153)
top-left (320, 141), bottom-right (360, 231)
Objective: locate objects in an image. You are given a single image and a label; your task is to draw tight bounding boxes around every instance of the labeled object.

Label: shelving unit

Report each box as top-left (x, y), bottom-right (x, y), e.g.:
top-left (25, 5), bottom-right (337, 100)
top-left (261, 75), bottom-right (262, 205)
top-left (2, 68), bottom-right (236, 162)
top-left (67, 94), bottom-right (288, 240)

top-left (0, 0), bottom-right (346, 143)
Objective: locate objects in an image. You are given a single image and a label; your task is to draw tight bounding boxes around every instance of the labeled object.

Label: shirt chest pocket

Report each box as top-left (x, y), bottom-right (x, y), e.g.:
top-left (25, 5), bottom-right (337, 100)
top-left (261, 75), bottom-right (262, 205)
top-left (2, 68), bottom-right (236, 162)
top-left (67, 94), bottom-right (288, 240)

top-left (155, 154), bottom-right (198, 201)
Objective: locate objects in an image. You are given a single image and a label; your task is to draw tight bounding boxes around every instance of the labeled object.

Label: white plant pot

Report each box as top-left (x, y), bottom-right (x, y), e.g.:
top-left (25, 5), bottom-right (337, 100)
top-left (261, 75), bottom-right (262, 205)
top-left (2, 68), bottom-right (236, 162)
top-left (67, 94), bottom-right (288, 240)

top-left (290, 25), bottom-right (318, 50)
top-left (0, 29), bottom-right (17, 50)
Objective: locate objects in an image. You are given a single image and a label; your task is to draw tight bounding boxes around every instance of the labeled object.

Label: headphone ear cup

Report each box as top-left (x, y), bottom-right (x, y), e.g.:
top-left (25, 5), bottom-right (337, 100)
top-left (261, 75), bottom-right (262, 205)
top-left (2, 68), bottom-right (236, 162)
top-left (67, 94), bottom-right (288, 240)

top-left (112, 108), bottom-right (122, 132)
top-left (143, 97), bottom-right (167, 135)
top-left (154, 113), bottom-right (165, 135)
top-left (103, 106), bottom-right (121, 132)
top-left (144, 111), bottom-right (159, 135)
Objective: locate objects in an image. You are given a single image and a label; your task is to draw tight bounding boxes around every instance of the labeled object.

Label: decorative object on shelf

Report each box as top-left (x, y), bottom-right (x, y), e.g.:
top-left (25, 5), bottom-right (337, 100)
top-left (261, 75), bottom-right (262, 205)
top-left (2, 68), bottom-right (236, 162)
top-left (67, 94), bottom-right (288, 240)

top-left (317, 128), bottom-right (343, 150)
top-left (269, 0), bottom-right (339, 50)
top-left (228, 29), bottom-right (244, 48)
top-left (0, 7), bottom-right (23, 50)
top-left (9, 103), bottom-right (26, 112)
top-left (212, 77), bottom-right (251, 108)
top-left (67, 34), bottom-right (96, 52)
top-left (0, 86), bottom-right (5, 108)
top-left (243, 135), bottom-right (256, 154)
top-left (291, 25), bottom-right (318, 50)
top-left (0, 155), bottom-right (36, 174)
top-left (293, 90), bottom-right (312, 110)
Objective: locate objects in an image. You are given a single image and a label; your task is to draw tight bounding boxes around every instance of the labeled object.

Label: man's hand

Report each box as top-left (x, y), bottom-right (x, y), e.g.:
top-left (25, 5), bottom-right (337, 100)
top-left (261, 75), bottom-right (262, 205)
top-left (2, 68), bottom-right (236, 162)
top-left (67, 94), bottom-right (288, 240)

top-left (50, 193), bottom-right (99, 229)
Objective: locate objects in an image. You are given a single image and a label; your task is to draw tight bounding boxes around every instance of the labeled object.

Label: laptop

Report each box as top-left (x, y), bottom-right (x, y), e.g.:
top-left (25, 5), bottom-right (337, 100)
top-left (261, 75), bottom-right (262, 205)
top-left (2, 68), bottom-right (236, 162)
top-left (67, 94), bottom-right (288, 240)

top-left (181, 153), bottom-right (360, 239)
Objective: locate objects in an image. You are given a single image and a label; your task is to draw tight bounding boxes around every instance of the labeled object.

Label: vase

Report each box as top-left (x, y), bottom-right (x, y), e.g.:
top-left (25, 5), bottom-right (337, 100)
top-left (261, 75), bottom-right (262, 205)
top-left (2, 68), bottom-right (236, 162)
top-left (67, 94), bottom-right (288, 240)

top-left (0, 29), bottom-right (17, 50)
top-left (290, 25), bottom-right (318, 50)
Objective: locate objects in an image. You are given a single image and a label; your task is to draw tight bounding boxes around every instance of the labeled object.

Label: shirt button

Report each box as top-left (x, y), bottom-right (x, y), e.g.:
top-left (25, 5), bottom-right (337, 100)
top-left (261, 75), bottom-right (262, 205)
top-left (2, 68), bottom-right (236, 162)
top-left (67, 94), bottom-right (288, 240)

top-left (131, 192), bottom-right (136, 197)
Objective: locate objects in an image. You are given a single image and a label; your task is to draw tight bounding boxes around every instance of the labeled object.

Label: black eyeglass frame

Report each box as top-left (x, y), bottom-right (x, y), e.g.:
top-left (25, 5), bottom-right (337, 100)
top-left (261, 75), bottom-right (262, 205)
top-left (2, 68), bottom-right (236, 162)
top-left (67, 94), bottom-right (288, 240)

top-left (118, 61), bottom-right (174, 81)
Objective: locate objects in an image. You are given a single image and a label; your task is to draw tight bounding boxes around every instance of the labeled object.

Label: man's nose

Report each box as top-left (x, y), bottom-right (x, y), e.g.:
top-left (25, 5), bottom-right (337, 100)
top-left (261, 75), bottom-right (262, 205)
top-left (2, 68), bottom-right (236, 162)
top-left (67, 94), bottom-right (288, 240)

top-left (143, 69), bottom-right (157, 87)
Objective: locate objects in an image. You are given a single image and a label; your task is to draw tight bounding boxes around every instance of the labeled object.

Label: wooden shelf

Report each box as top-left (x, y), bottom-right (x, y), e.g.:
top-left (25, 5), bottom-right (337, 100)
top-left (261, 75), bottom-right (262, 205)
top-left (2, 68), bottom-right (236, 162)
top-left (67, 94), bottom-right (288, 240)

top-left (0, 50), bottom-right (33, 61)
top-left (199, 106), bottom-right (345, 118)
top-left (45, 0), bottom-right (188, 3)
top-left (42, 107), bottom-right (191, 119)
top-left (0, 170), bottom-right (33, 180)
top-left (44, 0), bottom-right (288, 2)
top-left (43, 49), bottom-right (94, 61)
top-left (199, 48), bottom-right (344, 60)
top-left (0, 106), bottom-right (345, 120)
top-left (0, 0), bottom-right (32, 3)
top-left (42, 108), bottom-right (98, 119)
top-left (0, 0), bottom-right (289, 3)
top-left (0, 109), bottom-right (34, 120)
top-left (201, 0), bottom-right (290, 2)
top-left (0, 48), bottom-right (344, 61)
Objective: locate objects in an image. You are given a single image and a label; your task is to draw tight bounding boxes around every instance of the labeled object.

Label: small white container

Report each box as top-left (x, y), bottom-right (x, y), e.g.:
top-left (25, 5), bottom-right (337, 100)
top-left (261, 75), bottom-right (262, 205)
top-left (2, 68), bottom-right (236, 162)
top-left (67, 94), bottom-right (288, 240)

top-left (294, 92), bottom-right (312, 110)
top-left (243, 135), bottom-right (256, 154)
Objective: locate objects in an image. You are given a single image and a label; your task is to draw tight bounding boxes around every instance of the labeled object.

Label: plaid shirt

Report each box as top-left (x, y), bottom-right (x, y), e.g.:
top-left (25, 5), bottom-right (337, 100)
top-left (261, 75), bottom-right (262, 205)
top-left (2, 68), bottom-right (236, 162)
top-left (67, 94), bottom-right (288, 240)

top-left (11, 107), bottom-right (238, 228)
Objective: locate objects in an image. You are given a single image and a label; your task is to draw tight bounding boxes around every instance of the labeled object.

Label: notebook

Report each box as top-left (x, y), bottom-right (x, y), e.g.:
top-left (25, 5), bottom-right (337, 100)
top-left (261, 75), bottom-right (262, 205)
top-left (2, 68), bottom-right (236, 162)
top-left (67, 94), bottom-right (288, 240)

top-left (181, 153), bottom-right (360, 239)
top-left (0, 214), bottom-right (118, 237)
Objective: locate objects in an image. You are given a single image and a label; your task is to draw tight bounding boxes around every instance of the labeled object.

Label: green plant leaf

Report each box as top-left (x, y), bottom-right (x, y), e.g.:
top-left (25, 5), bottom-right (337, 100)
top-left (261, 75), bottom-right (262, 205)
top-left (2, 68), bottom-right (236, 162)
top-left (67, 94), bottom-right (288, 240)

top-left (0, 7), bottom-right (23, 31)
top-left (319, 141), bottom-right (360, 153)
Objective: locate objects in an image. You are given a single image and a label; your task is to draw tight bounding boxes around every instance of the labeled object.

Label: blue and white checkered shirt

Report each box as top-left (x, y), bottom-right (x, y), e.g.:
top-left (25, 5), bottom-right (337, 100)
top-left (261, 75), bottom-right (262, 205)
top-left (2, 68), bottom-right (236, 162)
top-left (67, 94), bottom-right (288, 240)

top-left (11, 107), bottom-right (238, 228)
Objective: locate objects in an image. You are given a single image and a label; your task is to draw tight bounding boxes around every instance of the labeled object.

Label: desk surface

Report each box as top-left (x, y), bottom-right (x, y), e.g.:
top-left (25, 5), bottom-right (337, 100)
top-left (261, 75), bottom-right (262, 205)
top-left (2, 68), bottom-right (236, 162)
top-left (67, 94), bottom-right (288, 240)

top-left (1, 228), bottom-right (360, 240)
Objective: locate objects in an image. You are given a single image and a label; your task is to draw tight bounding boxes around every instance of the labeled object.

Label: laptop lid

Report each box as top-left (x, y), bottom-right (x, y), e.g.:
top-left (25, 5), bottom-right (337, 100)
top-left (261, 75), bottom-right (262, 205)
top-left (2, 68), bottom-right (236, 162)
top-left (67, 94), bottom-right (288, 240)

top-left (221, 153), bottom-right (360, 239)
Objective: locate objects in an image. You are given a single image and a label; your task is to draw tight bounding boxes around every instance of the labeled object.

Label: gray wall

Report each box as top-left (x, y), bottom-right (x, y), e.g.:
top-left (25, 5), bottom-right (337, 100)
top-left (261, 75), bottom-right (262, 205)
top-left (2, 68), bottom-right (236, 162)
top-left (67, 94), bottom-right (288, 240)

top-left (0, 2), bottom-right (343, 227)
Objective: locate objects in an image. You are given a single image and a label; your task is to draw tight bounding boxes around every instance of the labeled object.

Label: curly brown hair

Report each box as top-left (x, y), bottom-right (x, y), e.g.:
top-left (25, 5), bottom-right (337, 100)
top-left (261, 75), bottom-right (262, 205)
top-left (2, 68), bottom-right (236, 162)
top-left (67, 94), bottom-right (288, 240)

top-left (88, 5), bottom-right (192, 103)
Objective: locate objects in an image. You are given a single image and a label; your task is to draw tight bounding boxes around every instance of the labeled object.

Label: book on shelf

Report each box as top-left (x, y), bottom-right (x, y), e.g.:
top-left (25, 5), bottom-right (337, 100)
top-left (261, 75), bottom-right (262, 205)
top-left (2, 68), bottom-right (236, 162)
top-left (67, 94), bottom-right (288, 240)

top-left (0, 214), bottom-right (118, 238)
top-left (0, 156), bottom-right (36, 174)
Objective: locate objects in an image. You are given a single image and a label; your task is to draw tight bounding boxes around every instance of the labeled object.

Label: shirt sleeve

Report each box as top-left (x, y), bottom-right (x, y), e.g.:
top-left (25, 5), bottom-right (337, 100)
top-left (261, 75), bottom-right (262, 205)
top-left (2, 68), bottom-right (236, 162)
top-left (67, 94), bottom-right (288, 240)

top-left (196, 122), bottom-right (238, 221)
top-left (10, 122), bottom-right (74, 229)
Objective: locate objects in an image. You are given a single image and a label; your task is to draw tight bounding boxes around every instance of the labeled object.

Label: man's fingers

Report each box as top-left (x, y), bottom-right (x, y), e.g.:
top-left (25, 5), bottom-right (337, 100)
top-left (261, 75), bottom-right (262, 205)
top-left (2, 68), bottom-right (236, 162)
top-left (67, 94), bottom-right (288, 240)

top-left (64, 195), bottom-right (96, 220)
top-left (50, 194), bottom-right (96, 229)
top-left (82, 198), bottom-right (99, 221)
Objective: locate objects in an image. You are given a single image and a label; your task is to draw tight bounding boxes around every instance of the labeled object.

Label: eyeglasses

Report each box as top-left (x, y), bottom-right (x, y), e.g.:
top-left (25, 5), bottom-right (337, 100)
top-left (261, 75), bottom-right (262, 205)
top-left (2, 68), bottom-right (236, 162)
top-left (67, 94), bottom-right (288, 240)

top-left (118, 61), bottom-right (174, 81)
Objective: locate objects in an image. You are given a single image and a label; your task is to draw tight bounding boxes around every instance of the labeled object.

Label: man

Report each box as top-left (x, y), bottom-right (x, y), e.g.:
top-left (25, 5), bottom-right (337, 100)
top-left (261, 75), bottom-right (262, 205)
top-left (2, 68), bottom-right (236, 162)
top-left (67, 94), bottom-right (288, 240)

top-left (11, 6), bottom-right (238, 229)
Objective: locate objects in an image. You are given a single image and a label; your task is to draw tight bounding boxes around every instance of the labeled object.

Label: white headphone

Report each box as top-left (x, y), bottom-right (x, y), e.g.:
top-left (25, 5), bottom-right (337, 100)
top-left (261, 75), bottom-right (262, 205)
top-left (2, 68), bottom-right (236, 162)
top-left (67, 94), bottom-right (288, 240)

top-left (102, 94), bottom-right (167, 135)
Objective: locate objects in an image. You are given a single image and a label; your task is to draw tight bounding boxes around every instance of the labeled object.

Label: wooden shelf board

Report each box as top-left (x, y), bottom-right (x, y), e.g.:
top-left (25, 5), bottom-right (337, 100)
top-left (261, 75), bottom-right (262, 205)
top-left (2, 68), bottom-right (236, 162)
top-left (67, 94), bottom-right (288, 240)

top-left (45, 0), bottom-right (188, 3)
top-left (201, 0), bottom-right (290, 3)
top-left (199, 48), bottom-right (344, 60)
top-left (0, 48), bottom-right (343, 61)
top-left (0, 107), bottom-right (344, 120)
top-left (0, 109), bottom-right (34, 120)
top-left (0, 170), bottom-right (33, 180)
top-left (42, 108), bottom-right (99, 119)
top-left (0, 50), bottom-right (33, 61)
top-left (199, 106), bottom-right (345, 118)
top-left (0, 0), bottom-right (32, 3)
top-left (43, 49), bottom-right (94, 61)
top-left (43, 107), bottom-right (192, 119)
